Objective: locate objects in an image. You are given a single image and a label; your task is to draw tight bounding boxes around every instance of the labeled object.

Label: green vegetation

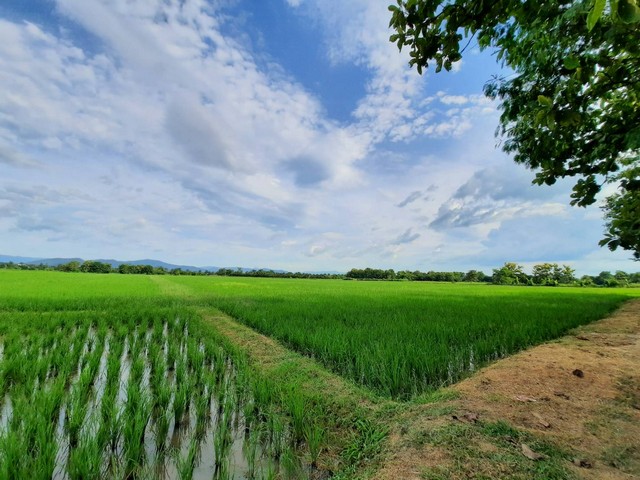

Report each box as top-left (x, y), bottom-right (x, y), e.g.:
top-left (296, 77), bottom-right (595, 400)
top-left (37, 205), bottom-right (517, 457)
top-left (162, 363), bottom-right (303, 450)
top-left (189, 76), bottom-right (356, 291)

top-left (0, 272), bottom-right (334, 478)
top-left (0, 269), bottom-right (637, 478)
top-left (167, 275), bottom-right (637, 399)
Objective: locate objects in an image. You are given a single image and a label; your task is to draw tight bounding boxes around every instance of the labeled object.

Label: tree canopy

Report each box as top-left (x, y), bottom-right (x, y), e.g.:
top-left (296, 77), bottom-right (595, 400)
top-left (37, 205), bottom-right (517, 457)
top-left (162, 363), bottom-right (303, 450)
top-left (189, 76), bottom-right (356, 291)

top-left (389, 0), bottom-right (640, 258)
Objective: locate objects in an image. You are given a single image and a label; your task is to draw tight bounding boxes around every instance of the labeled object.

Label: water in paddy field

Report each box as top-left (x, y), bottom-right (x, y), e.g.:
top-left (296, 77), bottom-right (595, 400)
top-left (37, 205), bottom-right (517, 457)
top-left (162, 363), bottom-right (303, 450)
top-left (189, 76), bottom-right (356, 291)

top-left (0, 319), bottom-right (308, 479)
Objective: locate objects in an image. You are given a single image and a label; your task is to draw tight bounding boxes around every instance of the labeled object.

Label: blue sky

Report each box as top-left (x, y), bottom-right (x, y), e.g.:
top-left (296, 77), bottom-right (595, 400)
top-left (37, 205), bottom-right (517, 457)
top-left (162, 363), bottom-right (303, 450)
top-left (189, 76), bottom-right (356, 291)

top-left (0, 0), bottom-right (636, 274)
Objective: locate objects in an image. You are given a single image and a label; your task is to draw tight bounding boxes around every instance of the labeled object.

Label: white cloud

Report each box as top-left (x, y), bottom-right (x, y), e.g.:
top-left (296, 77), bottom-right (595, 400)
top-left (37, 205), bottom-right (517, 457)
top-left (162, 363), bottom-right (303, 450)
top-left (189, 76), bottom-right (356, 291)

top-left (0, 2), bottom-right (636, 275)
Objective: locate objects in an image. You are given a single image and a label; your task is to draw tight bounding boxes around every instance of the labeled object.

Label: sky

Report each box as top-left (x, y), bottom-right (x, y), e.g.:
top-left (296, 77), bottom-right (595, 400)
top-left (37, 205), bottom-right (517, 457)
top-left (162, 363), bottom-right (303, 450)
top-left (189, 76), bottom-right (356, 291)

top-left (0, 0), bottom-right (637, 275)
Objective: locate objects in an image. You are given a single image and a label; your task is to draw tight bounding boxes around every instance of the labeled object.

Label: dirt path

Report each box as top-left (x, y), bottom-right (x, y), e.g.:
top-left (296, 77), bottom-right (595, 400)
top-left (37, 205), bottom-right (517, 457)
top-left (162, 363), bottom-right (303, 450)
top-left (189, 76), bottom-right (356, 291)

top-left (376, 299), bottom-right (640, 480)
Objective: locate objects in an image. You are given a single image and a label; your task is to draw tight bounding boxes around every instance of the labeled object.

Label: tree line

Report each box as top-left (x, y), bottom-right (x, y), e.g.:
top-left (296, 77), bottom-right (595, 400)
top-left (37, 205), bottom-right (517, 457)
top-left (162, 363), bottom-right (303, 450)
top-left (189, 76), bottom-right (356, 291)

top-left (1, 260), bottom-right (638, 287)
top-left (345, 263), bottom-right (640, 287)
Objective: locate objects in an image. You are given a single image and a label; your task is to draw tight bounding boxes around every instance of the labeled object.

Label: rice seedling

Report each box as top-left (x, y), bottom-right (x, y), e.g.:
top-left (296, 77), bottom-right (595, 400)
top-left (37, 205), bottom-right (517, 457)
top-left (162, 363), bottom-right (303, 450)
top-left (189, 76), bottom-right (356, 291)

top-left (122, 390), bottom-right (151, 477)
top-left (175, 435), bottom-right (199, 480)
top-left (304, 420), bottom-right (325, 469)
top-left (244, 426), bottom-right (261, 479)
top-left (66, 388), bottom-right (88, 448)
top-left (67, 428), bottom-right (103, 480)
top-left (285, 388), bottom-right (307, 445)
top-left (153, 409), bottom-right (171, 454)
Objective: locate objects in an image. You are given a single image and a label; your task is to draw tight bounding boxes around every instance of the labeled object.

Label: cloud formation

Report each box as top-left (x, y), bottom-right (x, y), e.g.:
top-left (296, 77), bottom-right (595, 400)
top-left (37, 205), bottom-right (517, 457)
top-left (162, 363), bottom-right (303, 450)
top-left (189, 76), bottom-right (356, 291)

top-left (0, 1), bottom-right (635, 274)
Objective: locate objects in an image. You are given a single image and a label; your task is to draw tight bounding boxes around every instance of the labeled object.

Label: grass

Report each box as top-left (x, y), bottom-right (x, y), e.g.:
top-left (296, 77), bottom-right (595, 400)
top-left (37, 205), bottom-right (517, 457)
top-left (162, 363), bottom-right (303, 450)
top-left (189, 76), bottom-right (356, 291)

top-left (166, 275), bottom-right (637, 399)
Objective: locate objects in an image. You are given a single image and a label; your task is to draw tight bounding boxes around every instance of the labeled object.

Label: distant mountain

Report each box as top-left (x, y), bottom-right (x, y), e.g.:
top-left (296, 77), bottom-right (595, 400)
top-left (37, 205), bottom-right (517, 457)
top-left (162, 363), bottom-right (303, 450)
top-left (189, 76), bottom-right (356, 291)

top-left (28, 257), bottom-right (84, 267)
top-left (0, 255), bottom-right (332, 274)
top-left (0, 255), bottom-right (42, 263)
top-left (219, 267), bottom-right (287, 274)
top-left (118, 259), bottom-right (218, 272)
top-left (0, 255), bottom-right (218, 272)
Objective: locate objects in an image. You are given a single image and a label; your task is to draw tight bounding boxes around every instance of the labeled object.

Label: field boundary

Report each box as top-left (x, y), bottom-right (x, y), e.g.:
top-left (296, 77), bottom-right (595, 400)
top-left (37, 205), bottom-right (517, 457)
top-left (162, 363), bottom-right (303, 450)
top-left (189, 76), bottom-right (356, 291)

top-left (198, 307), bottom-right (395, 477)
top-left (375, 298), bottom-right (640, 480)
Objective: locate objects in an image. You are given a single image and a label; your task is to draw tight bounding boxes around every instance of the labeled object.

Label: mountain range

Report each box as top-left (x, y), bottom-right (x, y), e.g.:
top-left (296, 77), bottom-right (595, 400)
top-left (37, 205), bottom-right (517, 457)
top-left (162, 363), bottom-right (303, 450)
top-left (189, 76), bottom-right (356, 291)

top-left (0, 255), bottom-right (220, 272)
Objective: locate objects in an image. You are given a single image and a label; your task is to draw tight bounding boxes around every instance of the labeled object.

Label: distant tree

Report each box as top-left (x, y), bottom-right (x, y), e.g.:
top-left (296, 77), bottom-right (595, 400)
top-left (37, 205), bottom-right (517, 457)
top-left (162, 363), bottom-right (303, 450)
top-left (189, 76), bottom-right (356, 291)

top-left (80, 260), bottom-right (112, 274)
top-left (463, 270), bottom-right (485, 282)
top-left (492, 262), bottom-right (528, 285)
top-left (555, 264), bottom-right (576, 284)
top-left (614, 270), bottom-right (630, 285)
top-left (58, 261), bottom-right (81, 272)
top-left (532, 263), bottom-right (556, 285)
top-left (579, 274), bottom-right (595, 286)
top-left (594, 270), bottom-right (614, 285)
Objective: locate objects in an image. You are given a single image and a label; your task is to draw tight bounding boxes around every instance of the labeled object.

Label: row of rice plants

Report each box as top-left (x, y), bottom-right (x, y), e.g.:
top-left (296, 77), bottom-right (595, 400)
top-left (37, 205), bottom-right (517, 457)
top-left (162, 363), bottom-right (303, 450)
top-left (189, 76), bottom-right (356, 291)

top-left (0, 304), bottom-right (326, 479)
top-left (169, 276), bottom-right (635, 399)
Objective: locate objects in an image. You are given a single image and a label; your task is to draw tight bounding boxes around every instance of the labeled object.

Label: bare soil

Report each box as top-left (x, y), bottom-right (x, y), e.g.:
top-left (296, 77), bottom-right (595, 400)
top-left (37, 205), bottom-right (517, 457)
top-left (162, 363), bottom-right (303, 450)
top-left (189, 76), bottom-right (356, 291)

top-left (375, 299), bottom-right (640, 480)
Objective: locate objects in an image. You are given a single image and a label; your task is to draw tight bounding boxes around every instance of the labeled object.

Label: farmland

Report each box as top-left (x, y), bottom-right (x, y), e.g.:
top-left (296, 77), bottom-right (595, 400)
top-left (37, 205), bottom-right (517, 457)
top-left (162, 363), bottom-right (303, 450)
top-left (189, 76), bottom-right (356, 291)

top-left (166, 275), bottom-right (636, 399)
top-left (0, 270), bottom-right (638, 478)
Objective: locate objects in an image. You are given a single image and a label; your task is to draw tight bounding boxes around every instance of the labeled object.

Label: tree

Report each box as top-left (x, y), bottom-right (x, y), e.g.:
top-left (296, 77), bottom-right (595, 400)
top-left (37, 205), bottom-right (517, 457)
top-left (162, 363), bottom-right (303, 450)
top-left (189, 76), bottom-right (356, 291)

top-left (463, 269), bottom-right (486, 282)
top-left (492, 262), bottom-right (529, 285)
top-left (389, 0), bottom-right (640, 258)
top-left (599, 164), bottom-right (640, 258)
top-left (58, 261), bottom-right (80, 272)
top-left (532, 263), bottom-right (556, 285)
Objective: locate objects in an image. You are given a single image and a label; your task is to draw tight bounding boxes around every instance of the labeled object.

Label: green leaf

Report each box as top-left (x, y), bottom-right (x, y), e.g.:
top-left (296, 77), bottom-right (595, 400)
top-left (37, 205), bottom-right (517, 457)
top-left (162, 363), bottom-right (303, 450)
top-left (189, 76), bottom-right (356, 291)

top-left (546, 112), bottom-right (556, 130)
top-left (563, 55), bottom-right (580, 70)
top-left (537, 95), bottom-right (553, 107)
top-left (618, 0), bottom-right (640, 23)
top-left (587, 0), bottom-right (606, 30)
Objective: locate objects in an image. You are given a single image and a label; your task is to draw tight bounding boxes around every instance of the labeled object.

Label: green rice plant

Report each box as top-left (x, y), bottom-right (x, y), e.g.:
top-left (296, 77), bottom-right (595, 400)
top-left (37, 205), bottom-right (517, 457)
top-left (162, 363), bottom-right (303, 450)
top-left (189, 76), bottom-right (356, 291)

top-left (67, 429), bottom-right (103, 480)
top-left (166, 341), bottom-right (178, 372)
top-left (281, 444), bottom-right (302, 480)
top-left (37, 376), bottom-right (65, 425)
top-left (261, 459), bottom-right (278, 480)
top-left (66, 388), bottom-right (89, 448)
top-left (152, 375), bottom-right (171, 418)
top-left (304, 420), bottom-right (325, 468)
top-left (213, 395), bottom-right (234, 471)
top-left (212, 455), bottom-right (230, 480)
top-left (153, 409), bottom-right (171, 453)
top-left (0, 426), bottom-right (29, 478)
top-left (129, 354), bottom-right (145, 388)
top-left (173, 377), bottom-right (190, 429)
top-left (244, 426), bottom-right (260, 480)
top-left (175, 436), bottom-right (199, 480)
top-left (284, 388), bottom-right (307, 445)
top-left (265, 408), bottom-right (286, 460)
top-left (122, 391), bottom-right (151, 477)
top-left (193, 390), bottom-right (211, 442)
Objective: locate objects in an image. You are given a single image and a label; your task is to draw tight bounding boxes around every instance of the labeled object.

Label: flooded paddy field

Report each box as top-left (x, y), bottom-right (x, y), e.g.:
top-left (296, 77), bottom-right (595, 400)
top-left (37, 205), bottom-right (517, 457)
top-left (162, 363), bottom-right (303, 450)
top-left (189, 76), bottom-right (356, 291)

top-left (0, 308), bottom-right (323, 479)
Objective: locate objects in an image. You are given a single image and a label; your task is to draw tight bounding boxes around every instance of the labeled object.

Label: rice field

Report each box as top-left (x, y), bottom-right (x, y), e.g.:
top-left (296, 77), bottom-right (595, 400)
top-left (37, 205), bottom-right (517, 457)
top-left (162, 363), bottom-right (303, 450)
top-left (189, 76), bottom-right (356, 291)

top-left (0, 269), bottom-right (637, 478)
top-left (166, 276), bottom-right (638, 399)
top-left (0, 273), bottom-right (324, 479)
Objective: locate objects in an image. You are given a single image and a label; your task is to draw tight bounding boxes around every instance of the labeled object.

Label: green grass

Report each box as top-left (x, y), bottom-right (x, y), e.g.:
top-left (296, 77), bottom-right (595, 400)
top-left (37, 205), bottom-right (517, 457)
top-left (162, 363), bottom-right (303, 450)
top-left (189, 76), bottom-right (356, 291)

top-left (2, 270), bottom-right (637, 401)
top-left (165, 275), bottom-right (637, 399)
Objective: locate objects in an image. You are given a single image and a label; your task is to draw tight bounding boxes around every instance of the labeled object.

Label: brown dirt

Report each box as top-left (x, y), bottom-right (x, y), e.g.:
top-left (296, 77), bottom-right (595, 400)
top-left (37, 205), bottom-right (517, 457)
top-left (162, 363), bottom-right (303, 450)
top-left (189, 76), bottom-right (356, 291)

top-left (375, 299), bottom-right (640, 480)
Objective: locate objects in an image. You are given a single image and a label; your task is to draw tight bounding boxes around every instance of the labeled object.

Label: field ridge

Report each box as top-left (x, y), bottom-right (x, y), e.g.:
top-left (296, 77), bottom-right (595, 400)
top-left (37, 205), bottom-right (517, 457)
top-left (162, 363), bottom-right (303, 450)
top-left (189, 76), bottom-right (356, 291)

top-left (375, 298), bottom-right (640, 480)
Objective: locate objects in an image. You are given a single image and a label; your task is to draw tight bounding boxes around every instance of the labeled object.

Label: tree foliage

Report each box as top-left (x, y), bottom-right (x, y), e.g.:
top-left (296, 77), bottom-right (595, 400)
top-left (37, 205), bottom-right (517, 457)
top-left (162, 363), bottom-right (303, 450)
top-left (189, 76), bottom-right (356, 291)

top-left (389, 0), bottom-right (640, 258)
top-left (492, 262), bottom-right (529, 285)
